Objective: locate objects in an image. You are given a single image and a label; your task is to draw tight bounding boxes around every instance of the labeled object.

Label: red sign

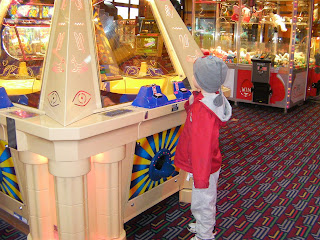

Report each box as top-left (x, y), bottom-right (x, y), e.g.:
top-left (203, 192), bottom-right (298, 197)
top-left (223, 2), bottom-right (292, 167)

top-left (236, 69), bottom-right (253, 100)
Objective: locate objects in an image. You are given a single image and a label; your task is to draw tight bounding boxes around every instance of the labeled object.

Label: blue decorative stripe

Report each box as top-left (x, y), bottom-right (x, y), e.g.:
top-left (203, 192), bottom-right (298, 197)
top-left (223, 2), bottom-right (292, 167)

top-left (130, 177), bottom-right (151, 199)
top-left (0, 148), bottom-right (11, 163)
top-left (135, 143), bottom-right (152, 161)
top-left (132, 164), bottom-right (149, 173)
top-left (164, 130), bottom-right (170, 148)
top-left (130, 171), bottom-right (149, 188)
top-left (1, 167), bottom-right (15, 175)
top-left (158, 132), bottom-right (163, 149)
top-left (167, 126), bottom-right (181, 150)
top-left (2, 180), bottom-right (20, 201)
top-left (3, 175), bottom-right (19, 189)
top-left (146, 135), bottom-right (156, 154)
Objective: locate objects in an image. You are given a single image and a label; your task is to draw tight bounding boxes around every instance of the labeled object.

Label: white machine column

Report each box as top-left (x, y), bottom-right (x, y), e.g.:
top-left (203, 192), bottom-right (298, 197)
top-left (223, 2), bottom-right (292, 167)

top-left (91, 146), bottom-right (127, 240)
top-left (48, 158), bottom-right (91, 240)
top-left (18, 151), bottom-right (54, 240)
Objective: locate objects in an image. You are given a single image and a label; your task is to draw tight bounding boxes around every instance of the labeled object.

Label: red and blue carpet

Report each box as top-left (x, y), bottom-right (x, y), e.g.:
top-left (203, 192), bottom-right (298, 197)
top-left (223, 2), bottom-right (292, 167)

top-left (0, 219), bottom-right (27, 240)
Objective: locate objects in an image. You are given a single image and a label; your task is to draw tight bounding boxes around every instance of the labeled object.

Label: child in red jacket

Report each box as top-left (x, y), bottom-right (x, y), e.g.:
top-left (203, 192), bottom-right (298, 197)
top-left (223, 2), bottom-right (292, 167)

top-left (174, 56), bottom-right (232, 240)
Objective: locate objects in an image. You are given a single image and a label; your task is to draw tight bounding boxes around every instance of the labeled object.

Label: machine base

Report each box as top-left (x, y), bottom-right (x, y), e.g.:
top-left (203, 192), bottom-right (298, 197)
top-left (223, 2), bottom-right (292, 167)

top-left (125, 175), bottom-right (181, 222)
top-left (179, 176), bottom-right (193, 204)
top-left (26, 229), bottom-right (127, 240)
top-left (179, 189), bottom-right (192, 204)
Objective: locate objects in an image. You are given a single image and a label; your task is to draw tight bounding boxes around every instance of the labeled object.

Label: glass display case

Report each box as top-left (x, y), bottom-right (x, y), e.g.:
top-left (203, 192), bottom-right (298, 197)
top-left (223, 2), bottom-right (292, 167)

top-left (238, 1), bottom-right (292, 66)
top-left (193, 0), bottom-right (238, 63)
top-left (238, 0), bottom-right (309, 68)
top-left (192, 0), bottom-right (312, 110)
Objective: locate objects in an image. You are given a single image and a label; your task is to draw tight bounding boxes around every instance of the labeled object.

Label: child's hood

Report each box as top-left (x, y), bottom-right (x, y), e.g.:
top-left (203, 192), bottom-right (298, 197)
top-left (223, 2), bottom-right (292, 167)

top-left (200, 92), bottom-right (232, 122)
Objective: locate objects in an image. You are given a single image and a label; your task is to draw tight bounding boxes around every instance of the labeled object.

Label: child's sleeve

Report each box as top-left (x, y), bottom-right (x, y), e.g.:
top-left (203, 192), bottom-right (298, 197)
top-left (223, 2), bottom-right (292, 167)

top-left (184, 99), bottom-right (190, 110)
top-left (190, 103), bottom-right (220, 189)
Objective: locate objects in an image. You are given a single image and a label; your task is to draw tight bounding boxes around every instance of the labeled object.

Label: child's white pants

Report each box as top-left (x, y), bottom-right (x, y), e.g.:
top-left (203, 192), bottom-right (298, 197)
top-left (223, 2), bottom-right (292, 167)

top-left (191, 169), bottom-right (220, 240)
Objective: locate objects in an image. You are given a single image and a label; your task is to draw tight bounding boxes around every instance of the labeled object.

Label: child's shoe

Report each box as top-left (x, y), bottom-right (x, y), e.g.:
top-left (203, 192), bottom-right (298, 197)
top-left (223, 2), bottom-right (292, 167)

top-left (190, 236), bottom-right (215, 240)
top-left (187, 223), bottom-right (217, 236)
top-left (187, 223), bottom-right (196, 233)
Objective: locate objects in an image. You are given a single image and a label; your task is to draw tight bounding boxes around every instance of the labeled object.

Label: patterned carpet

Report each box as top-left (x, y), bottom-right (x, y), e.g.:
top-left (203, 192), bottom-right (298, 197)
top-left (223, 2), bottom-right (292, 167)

top-left (0, 220), bottom-right (27, 240)
top-left (1, 99), bottom-right (320, 240)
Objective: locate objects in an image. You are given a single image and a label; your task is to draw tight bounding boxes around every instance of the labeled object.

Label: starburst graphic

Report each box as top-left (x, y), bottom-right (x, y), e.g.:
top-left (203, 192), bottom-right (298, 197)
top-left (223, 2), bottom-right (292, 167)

top-left (129, 126), bottom-right (183, 200)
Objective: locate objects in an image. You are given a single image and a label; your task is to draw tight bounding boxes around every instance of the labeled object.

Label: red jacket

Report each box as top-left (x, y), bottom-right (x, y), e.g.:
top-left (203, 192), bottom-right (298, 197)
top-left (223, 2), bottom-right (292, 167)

top-left (174, 91), bottom-right (231, 188)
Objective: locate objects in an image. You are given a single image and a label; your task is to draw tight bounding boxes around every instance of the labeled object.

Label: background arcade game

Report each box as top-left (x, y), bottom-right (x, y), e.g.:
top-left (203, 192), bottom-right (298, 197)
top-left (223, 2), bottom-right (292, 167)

top-left (0, 0), bottom-right (53, 104)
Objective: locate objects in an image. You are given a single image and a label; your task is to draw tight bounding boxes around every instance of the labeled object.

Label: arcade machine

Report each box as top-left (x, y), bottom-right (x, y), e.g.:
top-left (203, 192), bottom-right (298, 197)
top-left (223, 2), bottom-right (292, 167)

top-left (0, 0), bottom-right (230, 240)
top-left (117, 19), bottom-right (136, 47)
top-left (0, 0), bottom-right (55, 225)
top-left (135, 18), bottom-right (163, 58)
top-left (192, 0), bottom-right (312, 111)
top-left (96, 1), bottom-right (182, 104)
top-left (0, 0), bottom-right (54, 106)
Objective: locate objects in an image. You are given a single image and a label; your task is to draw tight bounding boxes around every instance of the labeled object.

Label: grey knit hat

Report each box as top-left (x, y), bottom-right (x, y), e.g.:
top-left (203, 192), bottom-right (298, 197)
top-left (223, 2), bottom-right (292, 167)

top-left (194, 55), bottom-right (228, 106)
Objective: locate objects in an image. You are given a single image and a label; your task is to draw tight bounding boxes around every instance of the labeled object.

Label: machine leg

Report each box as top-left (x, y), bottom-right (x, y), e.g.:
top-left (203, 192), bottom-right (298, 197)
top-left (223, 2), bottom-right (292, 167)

top-left (18, 151), bottom-right (55, 240)
top-left (178, 171), bottom-right (192, 204)
top-left (48, 158), bottom-right (91, 240)
top-left (94, 162), bottom-right (124, 239)
top-left (54, 176), bottom-right (88, 240)
top-left (91, 146), bottom-right (127, 240)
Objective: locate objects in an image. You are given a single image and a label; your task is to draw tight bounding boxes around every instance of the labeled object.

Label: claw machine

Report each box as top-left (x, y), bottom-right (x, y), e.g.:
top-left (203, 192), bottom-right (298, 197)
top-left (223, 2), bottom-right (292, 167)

top-left (192, 0), bottom-right (238, 101)
top-left (0, 0), bottom-right (230, 239)
top-left (192, 0), bottom-right (312, 111)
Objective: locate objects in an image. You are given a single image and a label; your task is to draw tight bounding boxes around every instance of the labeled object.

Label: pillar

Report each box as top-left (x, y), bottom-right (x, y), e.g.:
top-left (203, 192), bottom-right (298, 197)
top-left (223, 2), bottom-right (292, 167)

top-left (18, 151), bottom-right (54, 240)
top-left (48, 158), bottom-right (91, 240)
top-left (91, 146), bottom-right (126, 240)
